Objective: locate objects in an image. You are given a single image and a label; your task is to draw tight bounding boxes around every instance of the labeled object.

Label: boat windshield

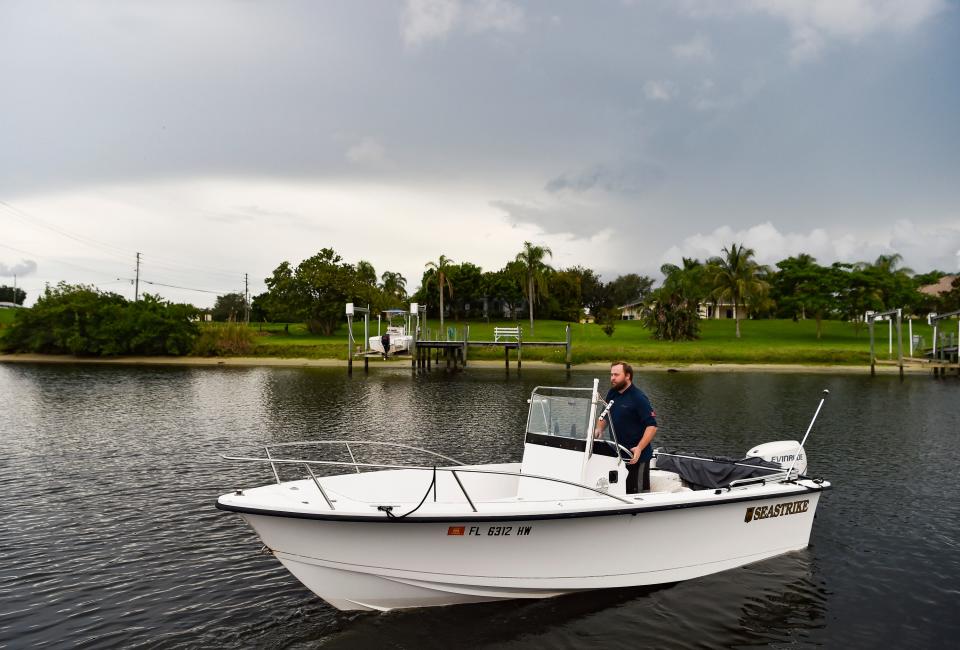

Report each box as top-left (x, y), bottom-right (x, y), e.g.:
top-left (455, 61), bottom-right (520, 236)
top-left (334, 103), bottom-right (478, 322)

top-left (525, 389), bottom-right (594, 441)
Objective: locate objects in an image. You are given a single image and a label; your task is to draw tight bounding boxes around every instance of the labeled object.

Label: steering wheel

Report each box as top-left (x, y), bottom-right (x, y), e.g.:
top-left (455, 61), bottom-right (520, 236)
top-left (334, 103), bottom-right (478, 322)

top-left (597, 438), bottom-right (633, 460)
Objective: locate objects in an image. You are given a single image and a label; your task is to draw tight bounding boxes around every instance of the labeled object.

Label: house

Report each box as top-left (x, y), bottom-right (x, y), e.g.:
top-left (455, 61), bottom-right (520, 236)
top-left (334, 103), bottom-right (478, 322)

top-left (618, 300), bottom-right (644, 320)
top-left (698, 301), bottom-right (744, 319)
top-left (919, 275), bottom-right (957, 297)
top-left (620, 299), bottom-right (746, 320)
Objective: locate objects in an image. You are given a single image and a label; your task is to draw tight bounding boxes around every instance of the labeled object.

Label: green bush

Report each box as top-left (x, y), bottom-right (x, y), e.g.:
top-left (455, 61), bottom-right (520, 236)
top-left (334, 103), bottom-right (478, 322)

top-left (192, 322), bottom-right (256, 356)
top-left (1, 283), bottom-right (198, 355)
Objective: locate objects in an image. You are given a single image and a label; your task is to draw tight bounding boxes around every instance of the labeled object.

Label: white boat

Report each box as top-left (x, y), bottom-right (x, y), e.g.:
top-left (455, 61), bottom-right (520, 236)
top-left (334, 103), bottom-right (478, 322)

top-left (368, 309), bottom-right (414, 357)
top-left (217, 381), bottom-right (830, 612)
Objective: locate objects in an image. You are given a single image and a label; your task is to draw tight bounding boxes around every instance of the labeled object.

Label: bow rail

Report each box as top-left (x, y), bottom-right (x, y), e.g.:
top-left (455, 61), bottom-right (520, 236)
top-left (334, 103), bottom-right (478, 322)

top-left (220, 439), bottom-right (632, 513)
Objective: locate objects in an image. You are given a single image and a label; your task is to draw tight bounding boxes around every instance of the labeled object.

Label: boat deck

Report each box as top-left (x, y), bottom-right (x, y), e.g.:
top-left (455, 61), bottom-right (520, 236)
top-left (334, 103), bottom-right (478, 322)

top-left (218, 467), bottom-right (825, 522)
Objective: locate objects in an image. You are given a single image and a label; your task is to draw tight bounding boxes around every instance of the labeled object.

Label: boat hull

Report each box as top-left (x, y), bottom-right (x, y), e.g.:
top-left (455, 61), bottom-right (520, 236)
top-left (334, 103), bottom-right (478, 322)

top-left (368, 334), bottom-right (413, 355)
top-left (239, 489), bottom-right (823, 611)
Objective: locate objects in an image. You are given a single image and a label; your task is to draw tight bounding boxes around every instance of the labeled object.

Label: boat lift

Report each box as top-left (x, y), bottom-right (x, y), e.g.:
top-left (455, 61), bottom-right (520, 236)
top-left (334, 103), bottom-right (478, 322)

top-left (345, 303), bottom-right (371, 375)
top-left (929, 309), bottom-right (960, 377)
top-left (867, 309), bottom-right (903, 377)
top-left (347, 303), bottom-right (424, 374)
top-left (868, 308), bottom-right (960, 378)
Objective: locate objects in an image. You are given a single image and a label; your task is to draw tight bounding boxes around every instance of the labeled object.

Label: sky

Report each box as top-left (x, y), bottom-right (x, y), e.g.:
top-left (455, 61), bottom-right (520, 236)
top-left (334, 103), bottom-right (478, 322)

top-left (1, 0), bottom-right (958, 308)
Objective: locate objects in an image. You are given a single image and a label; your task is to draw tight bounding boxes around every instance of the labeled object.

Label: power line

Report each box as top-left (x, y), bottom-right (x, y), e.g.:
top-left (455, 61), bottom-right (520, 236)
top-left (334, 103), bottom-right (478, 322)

top-left (139, 253), bottom-right (249, 280)
top-left (0, 200), bottom-right (266, 305)
top-left (118, 277), bottom-right (238, 295)
top-left (2, 243), bottom-right (239, 299)
top-left (0, 201), bottom-right (133, 262)
top-left (0, 199), bottom-right (253, 280)
top-left (0, 242), bottom-right (123, 279)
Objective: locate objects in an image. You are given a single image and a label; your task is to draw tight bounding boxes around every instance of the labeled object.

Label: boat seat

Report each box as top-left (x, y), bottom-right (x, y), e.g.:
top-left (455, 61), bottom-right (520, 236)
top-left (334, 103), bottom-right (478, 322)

top-left (649, 469), bottom-right (690, 493)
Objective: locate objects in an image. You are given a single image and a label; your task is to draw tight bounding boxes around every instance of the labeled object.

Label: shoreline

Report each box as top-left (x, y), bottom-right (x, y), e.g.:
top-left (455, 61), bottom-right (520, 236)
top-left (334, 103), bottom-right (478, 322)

top-left (0, 353), bottom-right (926, 374)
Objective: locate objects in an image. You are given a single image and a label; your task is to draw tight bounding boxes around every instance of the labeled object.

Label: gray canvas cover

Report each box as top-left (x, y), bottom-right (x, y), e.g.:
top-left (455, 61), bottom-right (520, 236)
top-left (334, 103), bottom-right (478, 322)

top-left (655, 450), bottom-right (784, 490)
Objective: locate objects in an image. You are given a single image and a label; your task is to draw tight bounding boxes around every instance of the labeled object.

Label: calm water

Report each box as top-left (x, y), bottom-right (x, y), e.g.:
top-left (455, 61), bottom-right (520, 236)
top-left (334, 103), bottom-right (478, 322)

top-left (1, 363), bottom-right (958, 649)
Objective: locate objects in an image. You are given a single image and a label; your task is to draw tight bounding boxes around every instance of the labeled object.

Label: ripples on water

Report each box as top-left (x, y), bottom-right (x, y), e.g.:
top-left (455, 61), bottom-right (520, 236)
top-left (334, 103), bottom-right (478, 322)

top-left (1, 364), bottom-right (958, 648)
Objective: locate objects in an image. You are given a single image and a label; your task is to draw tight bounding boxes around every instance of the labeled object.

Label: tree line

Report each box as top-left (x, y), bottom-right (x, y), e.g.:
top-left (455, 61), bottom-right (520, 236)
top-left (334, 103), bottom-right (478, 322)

top-left (216, 242), bottom-right (957, 342)
top-left (208, 243), bottom-right (654, 336)
top-left (646, 246), bottom-right (959, 340)
top-left (4, 241), bottom-right (957, 353)
top-left (0, 285), bottom-right (27, 305)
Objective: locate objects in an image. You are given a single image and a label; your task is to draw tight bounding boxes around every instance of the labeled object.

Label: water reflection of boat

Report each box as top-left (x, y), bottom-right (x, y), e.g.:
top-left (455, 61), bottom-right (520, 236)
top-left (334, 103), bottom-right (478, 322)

top-left (368, 309), bottom-right (413, 357)
top-left (313, 552), bottom-right (825, 648)
top-left (217, 380), bottom-right (831, 612)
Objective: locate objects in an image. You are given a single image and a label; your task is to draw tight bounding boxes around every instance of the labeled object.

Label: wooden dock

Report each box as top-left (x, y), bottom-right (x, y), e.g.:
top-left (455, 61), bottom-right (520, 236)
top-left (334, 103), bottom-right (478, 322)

top-left (868, 309), bottom-right (960, 378)
top-left (411, 325), bottom-right (573, 372)
top-left (876, 357), bottom-right (960, 377)
top-left (346, 318), bottom-right (573, 374)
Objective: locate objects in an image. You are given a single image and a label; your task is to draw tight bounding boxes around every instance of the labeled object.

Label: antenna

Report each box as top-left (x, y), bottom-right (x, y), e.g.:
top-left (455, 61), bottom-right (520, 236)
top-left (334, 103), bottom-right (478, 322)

top-left (786, 389), bottom-right (829, 480)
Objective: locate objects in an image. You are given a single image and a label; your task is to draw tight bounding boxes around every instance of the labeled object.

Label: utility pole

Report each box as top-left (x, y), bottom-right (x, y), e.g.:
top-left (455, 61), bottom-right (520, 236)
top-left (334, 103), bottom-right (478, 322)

top-left (134, 252), bottom-right (141, 302)
top-left (244, 273), bottom-right (250, 324)
top-left (12, 274), bottom-right (16, 306)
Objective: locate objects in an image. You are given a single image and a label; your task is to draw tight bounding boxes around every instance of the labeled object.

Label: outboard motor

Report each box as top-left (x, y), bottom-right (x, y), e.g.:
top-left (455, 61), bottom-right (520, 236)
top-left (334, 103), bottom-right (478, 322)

top-left (746, 440), bottom-right (807, 475)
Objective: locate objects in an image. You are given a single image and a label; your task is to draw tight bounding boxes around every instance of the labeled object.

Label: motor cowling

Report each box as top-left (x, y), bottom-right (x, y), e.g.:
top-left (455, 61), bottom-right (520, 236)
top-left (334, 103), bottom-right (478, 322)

top-left (746, 440), bottom-right (807, 474)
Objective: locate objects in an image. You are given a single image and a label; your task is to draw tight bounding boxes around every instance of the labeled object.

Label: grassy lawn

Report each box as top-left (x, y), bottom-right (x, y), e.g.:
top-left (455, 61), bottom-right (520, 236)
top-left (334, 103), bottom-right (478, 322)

top-left (3, 310), bottom-right (933, 365)
top-left (246, 318), bottom-right (936, 365)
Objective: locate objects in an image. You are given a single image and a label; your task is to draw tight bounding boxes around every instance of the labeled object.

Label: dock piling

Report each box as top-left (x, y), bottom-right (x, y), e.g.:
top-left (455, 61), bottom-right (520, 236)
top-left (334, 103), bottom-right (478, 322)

top-left (896, 309), bottom-right (903, 379)
top-left (517, 330), bottom-right (522, 370)
top-left (347, 313), bottom-right (353, 376)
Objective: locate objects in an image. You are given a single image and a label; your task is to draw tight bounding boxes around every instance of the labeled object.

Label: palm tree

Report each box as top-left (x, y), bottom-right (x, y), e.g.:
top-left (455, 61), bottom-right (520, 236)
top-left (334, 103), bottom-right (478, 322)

top-left (646, 258), bottom-right (706, 341)
top-left (515, 241), bottom-right (553, 333)
top-left (660, 257), bottom-right (707, 303)
top-left (866, 253), bottom-right (912, 277)
top-left (355, 260), bottom-right (377, 286)
top-left (706, 243), bottom-right (770, 338)
top-left (859, 253), bottom-right (914, 310)
top-left (425, 255), bottom-right (454, 337)
top-left (380, 271), bottom-right (407, 303)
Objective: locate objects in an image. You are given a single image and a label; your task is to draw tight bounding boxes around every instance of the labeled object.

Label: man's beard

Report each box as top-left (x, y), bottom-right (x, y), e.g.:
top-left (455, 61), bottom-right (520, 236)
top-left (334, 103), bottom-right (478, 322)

top-left (611, 378), bottom-right (628, 391)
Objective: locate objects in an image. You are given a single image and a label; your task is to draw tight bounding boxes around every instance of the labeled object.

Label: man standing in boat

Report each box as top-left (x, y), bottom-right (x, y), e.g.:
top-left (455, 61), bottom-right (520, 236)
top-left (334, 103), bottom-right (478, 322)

top-left (595, 361), bottom-right (658, 494)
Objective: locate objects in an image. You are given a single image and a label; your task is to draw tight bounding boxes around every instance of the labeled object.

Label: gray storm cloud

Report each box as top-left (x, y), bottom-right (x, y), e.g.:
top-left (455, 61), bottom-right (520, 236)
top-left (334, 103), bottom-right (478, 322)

top-left (0, 1), bottom-right (956, 304)
top-left (0, 260), bottom-right (38, 277)
top-left (545, 161), bottom-right (667, 196)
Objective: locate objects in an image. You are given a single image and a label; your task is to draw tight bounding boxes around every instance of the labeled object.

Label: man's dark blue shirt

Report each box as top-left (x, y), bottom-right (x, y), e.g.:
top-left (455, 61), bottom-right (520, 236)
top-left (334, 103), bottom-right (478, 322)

top-left (604, 384), bottom-right (657, 462)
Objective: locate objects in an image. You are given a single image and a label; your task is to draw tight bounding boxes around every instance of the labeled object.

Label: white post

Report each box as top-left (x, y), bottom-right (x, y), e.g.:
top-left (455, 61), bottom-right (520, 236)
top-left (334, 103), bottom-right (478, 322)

top-left (364, 307), bottom-right (370, 354)
top-left (909, 319), bottom-right (913, 356)
top-left (888, 318), bottom-right (893, 357)
top-left (584, 378), bottom-right (600, 466)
